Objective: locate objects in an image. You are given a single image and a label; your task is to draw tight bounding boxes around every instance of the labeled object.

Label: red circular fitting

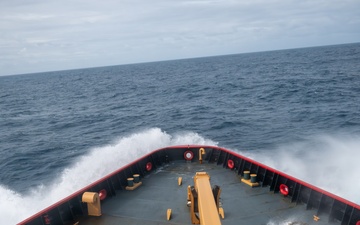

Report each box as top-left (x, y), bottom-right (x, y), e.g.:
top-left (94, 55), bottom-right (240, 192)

top-left (146, 162), bottom-right (153, 171)
top-left (280, 184), bottom-right (289, 196)
top-left (227, 159), bottom-right (235, 169)
top-left (184, 150), bottom-right (194, 160)
top-left (99, 189), bottom-right (107, 200)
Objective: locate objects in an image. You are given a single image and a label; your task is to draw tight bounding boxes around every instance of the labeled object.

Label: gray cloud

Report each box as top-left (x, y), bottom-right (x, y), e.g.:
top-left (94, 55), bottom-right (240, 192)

top-left (0, 0), bottom-right (359, 76)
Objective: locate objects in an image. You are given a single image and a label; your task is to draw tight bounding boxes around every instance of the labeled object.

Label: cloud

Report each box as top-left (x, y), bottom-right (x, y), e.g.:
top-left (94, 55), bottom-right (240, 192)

top-left (0, 0), bottom-right (359, 76)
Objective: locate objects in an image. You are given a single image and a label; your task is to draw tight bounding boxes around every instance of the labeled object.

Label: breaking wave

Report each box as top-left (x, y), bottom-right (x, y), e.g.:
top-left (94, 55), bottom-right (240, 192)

top-left (0, 128), bottom-right (216, 224)
top-left (2, 129), bottom-right (359, 224)
top-left (245, 133), bottom-right (360, 205)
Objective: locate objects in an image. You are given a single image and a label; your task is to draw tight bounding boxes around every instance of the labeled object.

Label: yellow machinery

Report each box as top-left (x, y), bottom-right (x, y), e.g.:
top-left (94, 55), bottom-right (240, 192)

top-left (187, 172), bottom-right (223, 225)
top-left (82, 192), bottom-right (101, 216)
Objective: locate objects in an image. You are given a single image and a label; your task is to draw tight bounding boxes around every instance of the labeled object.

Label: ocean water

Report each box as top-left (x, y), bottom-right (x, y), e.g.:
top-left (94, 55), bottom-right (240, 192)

top-left (1, 43), bottom-right (360, 224)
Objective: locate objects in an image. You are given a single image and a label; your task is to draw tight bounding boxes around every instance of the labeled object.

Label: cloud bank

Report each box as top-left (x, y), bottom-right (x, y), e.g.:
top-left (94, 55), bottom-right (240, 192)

top-left (1, 0), bottom-right (359, 75)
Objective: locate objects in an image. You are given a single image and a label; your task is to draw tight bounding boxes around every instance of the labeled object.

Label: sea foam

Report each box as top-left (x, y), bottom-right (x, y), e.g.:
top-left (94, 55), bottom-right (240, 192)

top-left (2, 129), bottom-right (359, 224)
top-left (244, 133), bottom-right (360, 206)
top-left (1, 128), bottom-right (216, 224)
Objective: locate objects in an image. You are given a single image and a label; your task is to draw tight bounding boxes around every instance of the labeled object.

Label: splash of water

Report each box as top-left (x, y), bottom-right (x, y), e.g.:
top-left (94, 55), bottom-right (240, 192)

top-left (3, 129), bottom-right (359, 224)
top-left (246, 133), bottom-right (360, 205)
top-left (1, 128), bottom-right (217, 224)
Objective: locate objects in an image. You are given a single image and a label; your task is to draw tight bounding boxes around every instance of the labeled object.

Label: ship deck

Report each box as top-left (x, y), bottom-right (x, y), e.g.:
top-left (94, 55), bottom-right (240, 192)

top-left (80, 160), bottom-right (329, 225)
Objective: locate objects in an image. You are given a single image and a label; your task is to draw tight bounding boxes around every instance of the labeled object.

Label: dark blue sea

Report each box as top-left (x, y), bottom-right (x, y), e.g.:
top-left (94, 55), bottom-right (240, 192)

top-left (1, 43), bottom-right (360, 224)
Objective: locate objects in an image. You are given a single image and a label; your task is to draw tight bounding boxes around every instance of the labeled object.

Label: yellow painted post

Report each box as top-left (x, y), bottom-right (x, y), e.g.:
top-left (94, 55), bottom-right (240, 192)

top-left (167, 209), bottom-right (172, 220)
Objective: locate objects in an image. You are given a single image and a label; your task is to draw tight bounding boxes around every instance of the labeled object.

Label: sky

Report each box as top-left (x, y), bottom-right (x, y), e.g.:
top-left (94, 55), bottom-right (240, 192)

top-left (0, 0), bottom-right (359, 76)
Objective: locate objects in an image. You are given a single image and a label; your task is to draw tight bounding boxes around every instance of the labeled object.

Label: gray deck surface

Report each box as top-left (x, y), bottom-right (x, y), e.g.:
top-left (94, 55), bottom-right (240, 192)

top-left (80, 161), bottom-right (332, 225)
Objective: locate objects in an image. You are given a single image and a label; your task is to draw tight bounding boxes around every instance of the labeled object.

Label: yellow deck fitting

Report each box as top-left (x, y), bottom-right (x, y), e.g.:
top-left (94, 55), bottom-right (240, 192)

top-left (125, 181), bottom-right (142, 190)
top-left (178, 177), bottom-right (182, 186)
top-left (199, 148), bottom-right (205, 164)
top-left (219, 207), bottom-right (225, 219)
top-left (82, 192), bottom-right (102, 216)
top-left (241, 178), bottom-right (259, 187)
top-left (313, 215), bottom-right (320, 221)
top-left (167, 209), bottom-right (172, 220)
top-left (188, 172), bottom-right (222, 225)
